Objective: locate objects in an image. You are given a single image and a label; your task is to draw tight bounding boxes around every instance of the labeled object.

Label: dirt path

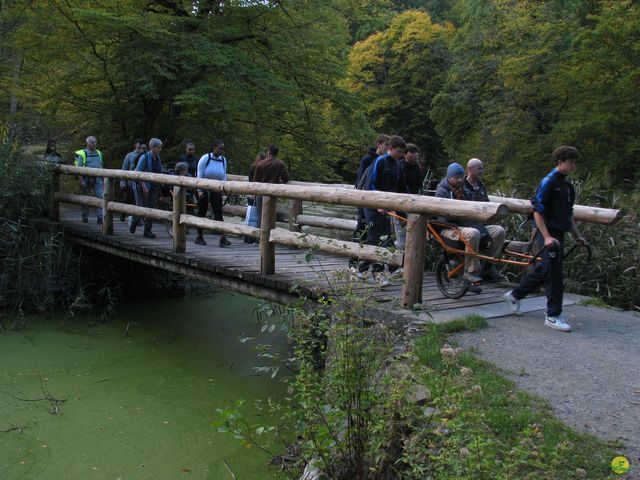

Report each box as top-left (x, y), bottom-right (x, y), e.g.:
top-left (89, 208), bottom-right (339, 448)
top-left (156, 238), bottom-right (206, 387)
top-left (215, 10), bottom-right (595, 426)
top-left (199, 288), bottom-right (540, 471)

top-left (454, 304), bottom-right (640, 479)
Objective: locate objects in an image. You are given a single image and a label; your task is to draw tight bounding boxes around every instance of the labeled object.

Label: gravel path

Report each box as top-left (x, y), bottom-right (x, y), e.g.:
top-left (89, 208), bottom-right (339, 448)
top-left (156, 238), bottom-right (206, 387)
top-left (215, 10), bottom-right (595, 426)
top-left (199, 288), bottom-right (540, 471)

top-left (454, 304), bottom-right (640, 479)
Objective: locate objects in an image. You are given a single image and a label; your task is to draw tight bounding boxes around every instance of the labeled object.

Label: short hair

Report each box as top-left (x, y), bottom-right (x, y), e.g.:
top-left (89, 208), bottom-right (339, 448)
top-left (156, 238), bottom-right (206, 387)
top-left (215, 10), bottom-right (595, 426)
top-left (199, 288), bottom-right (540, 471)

top-left (185, 141), bottom-right (195, 150)
top-left (552, 145), bottom-right (579, 164)
top-left (211, 139), bottom-right (224, 151)
top-left (375, 134), bottom-right (390, 146)
top-left (268, 144), bottom-right (279, 156)
top-left (406, 143), bottom-right (419, 153)
top-left (149, 138), bottom-right (163, 148)
top-left (467, 157), bottom-right (483, 169)
top-left (86, 136), bottom-right (97, 143)
top-left (175, 162), bottom-right (188, 174)
top-left (388, 135), bottom-right (406, 151)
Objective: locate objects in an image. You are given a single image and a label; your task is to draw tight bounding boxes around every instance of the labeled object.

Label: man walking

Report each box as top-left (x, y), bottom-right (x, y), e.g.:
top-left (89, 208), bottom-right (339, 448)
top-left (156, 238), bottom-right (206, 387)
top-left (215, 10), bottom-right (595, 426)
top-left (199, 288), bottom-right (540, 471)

top-left (195, 139), bottom-right (231, 247)
top-left (178, 141), bottom-right (198, 178)
top-left (75, 136), bottom-right (104, 224)
top-left (357, 135), bottom-right (407, 284)
top-left (248, 144), bottom-right (289, 231)
top-left (120, 138), bottom-right (145, 222)
top-left (504, 146), bottom-right (587, 332)
top-left (131, 138), bottom-right (164, 239)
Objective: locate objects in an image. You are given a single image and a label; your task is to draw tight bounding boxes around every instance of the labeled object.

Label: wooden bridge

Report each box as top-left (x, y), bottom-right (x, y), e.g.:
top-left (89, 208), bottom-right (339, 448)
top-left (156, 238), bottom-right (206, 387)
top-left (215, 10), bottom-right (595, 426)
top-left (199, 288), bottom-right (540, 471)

top-left (48, 165), bottom-right (622, 322)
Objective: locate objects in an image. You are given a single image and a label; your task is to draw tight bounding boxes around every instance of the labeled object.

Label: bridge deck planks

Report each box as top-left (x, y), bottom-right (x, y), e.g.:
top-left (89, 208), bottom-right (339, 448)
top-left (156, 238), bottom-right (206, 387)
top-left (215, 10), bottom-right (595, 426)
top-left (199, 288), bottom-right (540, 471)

top-left (58, 206), bottom-right (523, 315)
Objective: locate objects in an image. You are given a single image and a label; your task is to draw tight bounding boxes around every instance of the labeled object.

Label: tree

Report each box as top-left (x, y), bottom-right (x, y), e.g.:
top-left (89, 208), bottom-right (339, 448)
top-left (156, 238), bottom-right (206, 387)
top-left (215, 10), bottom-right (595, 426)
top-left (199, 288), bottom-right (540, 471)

top-left (346, 10), bottom-right (453, 168)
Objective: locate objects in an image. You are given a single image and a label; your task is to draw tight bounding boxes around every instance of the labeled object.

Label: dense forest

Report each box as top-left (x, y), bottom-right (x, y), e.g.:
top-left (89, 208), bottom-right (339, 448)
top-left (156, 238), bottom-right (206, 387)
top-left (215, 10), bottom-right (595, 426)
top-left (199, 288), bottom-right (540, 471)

top-left (0, 0), bottom-right (638, 308)
top-left (1, 0), bottom-right (638, 186)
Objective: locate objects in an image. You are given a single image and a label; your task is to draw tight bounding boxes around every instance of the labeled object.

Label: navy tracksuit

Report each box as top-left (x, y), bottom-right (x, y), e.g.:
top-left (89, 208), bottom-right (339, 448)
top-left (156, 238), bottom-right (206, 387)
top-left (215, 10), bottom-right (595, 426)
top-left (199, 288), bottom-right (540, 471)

top-left (512, 168), bottom-right (576, 316)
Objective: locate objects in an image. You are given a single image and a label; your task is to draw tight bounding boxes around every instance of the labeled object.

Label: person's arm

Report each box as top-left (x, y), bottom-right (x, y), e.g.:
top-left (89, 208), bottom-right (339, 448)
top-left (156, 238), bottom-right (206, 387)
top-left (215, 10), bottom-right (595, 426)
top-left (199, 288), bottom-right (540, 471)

top-left (280, 162), bottom-right (289, 183)
top-left (533, 211), bottom-right (558, 248)
top-left (134, 154), bottom-right (149, 194)
top-left (120, 154), bottom-right (130, 189)
top-left (196, 156), bottom-right (206, 198)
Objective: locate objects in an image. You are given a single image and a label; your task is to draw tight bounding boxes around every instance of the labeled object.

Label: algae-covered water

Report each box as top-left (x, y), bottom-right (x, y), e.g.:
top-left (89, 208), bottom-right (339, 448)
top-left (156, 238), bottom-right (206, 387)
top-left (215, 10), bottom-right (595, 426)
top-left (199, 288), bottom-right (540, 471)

top-left (0, 292), bottom-right (288, 480)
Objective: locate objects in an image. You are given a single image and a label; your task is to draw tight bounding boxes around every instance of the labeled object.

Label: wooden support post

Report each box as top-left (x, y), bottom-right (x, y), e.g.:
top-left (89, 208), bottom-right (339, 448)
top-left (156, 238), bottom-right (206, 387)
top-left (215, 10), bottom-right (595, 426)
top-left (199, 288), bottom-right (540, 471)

top-left (260, 196), bottom-right (277, 275)
top-left (50, 170), bottom-right (60, 221)
top-left (172, 186), bottom-right (186, 253)
top-left (289, 199), bottom-right (302, 232)
top-left (102, 177), bottom-right (114, 235)
top-left (401, 213), bottom-right (429, 308)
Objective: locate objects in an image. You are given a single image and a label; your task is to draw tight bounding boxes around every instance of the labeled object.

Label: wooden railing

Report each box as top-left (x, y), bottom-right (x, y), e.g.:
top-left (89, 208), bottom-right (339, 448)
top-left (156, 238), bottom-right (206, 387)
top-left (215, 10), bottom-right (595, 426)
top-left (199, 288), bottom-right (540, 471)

top-left (51, 165), bottom-right (510, 308)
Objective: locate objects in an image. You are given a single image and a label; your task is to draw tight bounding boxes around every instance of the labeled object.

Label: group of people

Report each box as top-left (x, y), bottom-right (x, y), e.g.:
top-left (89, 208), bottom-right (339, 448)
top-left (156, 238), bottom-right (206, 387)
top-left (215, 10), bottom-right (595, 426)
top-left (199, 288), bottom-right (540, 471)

top-left (74, 136), bottom-right (288, 246)
top-left (73, 133), bottom-right (587, 333)
top-left (354, 135), bottom-right (587, 332)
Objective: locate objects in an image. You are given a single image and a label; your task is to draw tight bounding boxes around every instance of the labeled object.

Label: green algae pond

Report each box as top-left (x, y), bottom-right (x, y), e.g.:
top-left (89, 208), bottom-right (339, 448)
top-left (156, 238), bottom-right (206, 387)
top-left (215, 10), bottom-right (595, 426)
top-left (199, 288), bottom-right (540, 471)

top-left (0, 292), bottom-right (289, 480)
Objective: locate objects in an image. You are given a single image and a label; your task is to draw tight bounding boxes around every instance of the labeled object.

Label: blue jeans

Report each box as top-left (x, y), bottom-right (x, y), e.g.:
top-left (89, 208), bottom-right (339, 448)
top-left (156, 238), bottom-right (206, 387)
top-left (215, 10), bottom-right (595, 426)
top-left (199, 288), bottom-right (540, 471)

top-left (81, 177), bottom-right (103, 220)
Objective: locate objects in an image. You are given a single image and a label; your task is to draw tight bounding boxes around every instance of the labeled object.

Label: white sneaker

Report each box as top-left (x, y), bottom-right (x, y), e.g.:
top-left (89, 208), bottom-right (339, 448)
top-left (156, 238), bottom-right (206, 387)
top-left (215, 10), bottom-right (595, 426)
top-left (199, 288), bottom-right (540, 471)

top-left (356, 271), bottom-right (368, 281)
top-left (374, 273), bottom-right (391, 287)
top-left (544, 314), bottom-right (572, 332)
top-left (503, 290), bottom-right (522, 315)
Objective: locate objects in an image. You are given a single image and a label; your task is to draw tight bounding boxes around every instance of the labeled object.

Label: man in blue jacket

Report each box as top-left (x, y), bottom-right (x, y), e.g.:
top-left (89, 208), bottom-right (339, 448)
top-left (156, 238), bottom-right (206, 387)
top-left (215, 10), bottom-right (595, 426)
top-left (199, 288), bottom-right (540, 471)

top-left (357, 135), bottom-right (407, 284)
top-left (131, 138), bottom-right (164, 239)
top-left (504, 146), bottom-right (588, 332)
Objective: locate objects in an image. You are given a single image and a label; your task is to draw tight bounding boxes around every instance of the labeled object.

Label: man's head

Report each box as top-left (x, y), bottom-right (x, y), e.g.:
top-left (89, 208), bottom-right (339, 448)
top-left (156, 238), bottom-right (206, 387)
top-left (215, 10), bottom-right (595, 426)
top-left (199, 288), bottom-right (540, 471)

top-left (553, 145), bottom-right (579, 175)
top-left (149, 138), bottom-right (163, 155)
top-left (133, 137), bottom-right (144, 151)
top-left (387, 135), bottom-right (406, 160)
top-left (185, 141), bottom-right (196, 156)
top-left (375, 134), bottom-right (390, 155)
top-left (211, 139), bottom-right (224, 156)
top-left (446, 162), bottom-right (465, 188)
top-left (268, 144), bottom-right (279, 157)
top-left (86, 136), bottom-right (97, 151)
top-left (466, 157), bottom-right (484, 181)
top-left (405, 143), bottom-right (419, 164)
top-left (175, 162), bottom-right (188, 176)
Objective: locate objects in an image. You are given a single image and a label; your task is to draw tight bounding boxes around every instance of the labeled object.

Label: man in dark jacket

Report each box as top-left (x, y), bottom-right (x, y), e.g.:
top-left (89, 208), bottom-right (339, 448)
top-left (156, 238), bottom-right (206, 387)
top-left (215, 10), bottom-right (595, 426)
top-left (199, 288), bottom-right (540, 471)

top-left (504, 146), bottom-right (587, 332)
top-left (435, 162), bottom-right (505, 284)
top-left (353, 134), bottom-right (390, 243)
top-left (131, 137), bottom-right (164, 239)
top-left (357, 135), bottom-right (407, 283)
top-left (463, 157), bottom-right (505, 281)
top-left (249, 144), bottom-right (289, 231)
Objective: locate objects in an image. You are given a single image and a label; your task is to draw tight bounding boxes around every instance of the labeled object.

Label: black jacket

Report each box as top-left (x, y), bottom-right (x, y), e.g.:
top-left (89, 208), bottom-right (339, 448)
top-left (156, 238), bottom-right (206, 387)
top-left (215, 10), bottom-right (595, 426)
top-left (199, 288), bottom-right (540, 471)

top-left (355, 147), bottom-right (377, 187)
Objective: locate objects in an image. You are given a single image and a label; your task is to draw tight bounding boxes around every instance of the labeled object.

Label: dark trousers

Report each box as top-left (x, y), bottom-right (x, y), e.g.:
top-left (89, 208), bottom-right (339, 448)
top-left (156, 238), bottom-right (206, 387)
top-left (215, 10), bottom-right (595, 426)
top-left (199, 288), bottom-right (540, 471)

top-left (512, 231), bottom-right (564, 316)
top-left (197, 191), bottom-right (224, 236)
top-left (132, 184), bottom-right (159, 233)
top-left (358, 209), bottom-right (393, 273)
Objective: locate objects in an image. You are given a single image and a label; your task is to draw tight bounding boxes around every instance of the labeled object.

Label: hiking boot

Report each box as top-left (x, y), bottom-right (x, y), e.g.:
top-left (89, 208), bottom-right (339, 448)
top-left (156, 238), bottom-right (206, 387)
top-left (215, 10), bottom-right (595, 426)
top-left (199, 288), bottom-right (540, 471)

top-left (503, 290), bottom-right (522, 315)
top-left (97, 217), bottom-right (103, 225)
top-left (544, 314), bottom-right (572, 332)
top-left (219, 236), bottom-right (231, 247)
top-left (129, 218), bottom-right (137, 234)
top-left (463, 272), bottom-right (482, 283)
top-left (468, 283), bottom-right (482, 294)
top-left (481, 266), bottom-right (505, 282)
top-left (195, 235), bottom-right (207, 246)
top-left (143, 231), bottom-right (156, 239)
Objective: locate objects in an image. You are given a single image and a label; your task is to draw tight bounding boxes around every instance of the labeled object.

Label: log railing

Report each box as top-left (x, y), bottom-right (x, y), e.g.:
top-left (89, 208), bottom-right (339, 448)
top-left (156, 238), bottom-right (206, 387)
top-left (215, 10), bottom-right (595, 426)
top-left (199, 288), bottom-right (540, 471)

top-left (52, 165), bottom-right (510, 308)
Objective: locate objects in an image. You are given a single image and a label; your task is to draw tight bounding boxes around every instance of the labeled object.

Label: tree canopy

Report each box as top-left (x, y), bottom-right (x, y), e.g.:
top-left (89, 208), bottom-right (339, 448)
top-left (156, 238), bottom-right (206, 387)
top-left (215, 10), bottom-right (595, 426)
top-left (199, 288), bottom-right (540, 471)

top-left (1, 0), bottom-right (638, 188)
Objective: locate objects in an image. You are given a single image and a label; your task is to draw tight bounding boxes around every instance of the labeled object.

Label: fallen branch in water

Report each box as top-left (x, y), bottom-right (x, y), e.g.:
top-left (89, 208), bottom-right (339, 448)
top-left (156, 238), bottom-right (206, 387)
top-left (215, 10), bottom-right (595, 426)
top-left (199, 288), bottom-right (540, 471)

top-left (223, 459), bottom-right (237, 480)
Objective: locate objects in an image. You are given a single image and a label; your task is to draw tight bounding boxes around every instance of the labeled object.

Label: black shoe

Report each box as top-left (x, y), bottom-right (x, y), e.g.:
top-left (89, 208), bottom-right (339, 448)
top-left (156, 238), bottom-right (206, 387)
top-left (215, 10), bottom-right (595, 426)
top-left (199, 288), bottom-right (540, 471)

top-left (468, 283), bottom-right (483, 294)
top-left (195, 235), bottom-right (207, 246)
top-left (97, 217), bottom-right (103, 225)
top-left (143, 231), bottom-right (156, 239)
top-left (481, 266), bottom-right (505, 282)
top-left (130, 222), bottom-right (137, 234)
top-left (82, 217), bottom-right (88, 223)
top-left (120, 213), bottom-right (126, 222)
top-left (219, 236), bottom-right (231, 247)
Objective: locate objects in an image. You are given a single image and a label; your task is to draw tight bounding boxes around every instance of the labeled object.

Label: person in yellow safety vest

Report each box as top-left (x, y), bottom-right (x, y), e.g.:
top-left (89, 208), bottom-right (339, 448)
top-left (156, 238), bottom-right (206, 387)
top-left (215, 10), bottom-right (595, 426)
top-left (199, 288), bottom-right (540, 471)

top-left (74, 135), bottom-right (104, 224)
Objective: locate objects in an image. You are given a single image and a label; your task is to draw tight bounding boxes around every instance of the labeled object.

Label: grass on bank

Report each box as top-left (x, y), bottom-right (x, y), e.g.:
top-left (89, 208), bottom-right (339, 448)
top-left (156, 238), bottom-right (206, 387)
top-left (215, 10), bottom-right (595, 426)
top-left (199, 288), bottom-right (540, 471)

top-left (411, 314), bottom-right (620, 480)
